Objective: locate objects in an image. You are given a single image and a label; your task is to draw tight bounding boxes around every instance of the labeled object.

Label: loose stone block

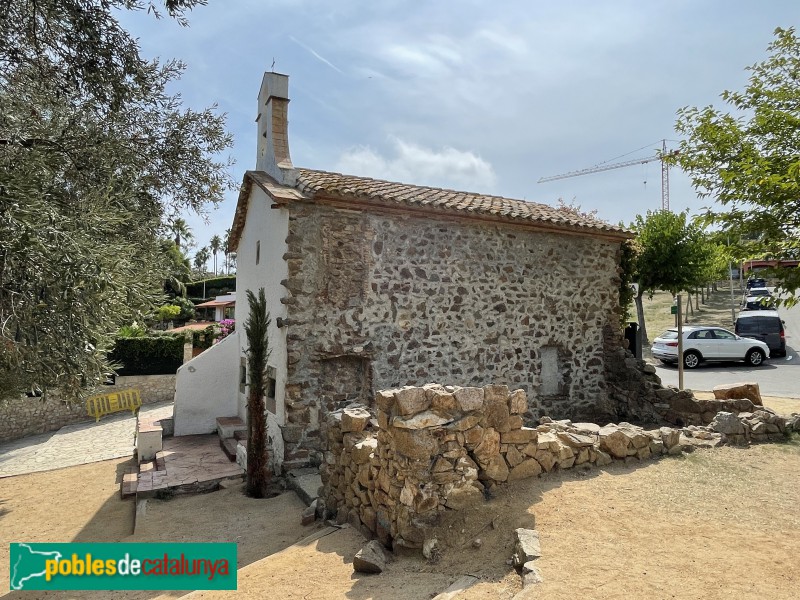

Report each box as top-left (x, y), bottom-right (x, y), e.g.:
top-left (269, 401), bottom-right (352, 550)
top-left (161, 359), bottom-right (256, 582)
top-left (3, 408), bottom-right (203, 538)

top-left (353, 540), bottom-right (386, 574)
top-left (500, 428), bottom-right (538, 445)
top-left (444, 484), bottom-right (483, 509)
top-left (483, 455), bottom-right (510, 482)
top-left (473, 428), bottom-right (501, 466)
top-left (508, 389), bottom-right (528, 414)
top-left (713, 382), bottom-right (763, 406)
top-left (392, 411), bottom-right (452, 430)
top-left (395, 386), bottom-right (430, 416)
top-left (508, 458), bottom-right (542, 481)
top-left (341, 406), bottom-right (372, 433)
top-left (513, 528), bottom-right (542, 565)
top-left (483, 384), bottom-right (510, 405)
top-left (454, 387), bottom-right (484, 412)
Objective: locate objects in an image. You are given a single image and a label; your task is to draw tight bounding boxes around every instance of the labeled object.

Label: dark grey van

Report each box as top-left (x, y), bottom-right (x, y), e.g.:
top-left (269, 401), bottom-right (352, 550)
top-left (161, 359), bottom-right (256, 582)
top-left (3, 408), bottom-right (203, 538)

top-left (735, 310), bottom-right (786, 357)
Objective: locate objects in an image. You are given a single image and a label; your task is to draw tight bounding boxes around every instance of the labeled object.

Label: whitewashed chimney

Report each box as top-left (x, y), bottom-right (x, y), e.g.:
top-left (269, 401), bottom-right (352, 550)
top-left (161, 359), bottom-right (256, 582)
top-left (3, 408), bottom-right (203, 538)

top-left (256, 72), bottom-right (294, 183)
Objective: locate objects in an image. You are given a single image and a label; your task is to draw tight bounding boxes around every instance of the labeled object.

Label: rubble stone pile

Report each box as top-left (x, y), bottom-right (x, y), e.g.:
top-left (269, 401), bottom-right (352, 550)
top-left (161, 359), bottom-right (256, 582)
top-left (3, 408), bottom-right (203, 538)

top-left (320, 383), bottom-right (800, 551)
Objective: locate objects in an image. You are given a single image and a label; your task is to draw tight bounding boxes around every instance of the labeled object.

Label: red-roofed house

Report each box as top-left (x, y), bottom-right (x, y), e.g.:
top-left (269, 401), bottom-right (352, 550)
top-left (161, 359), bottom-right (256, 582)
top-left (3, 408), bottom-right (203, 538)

top-left (173, 73), bottom-right (635, 472)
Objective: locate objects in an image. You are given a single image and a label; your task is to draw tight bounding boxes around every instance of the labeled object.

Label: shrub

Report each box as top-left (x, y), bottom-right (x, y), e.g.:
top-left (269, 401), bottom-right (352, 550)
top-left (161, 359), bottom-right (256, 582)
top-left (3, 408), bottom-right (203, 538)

top-left (109, 335), bottom-right (184, 375)
top-left (118, 322), bottom-right (147, 338)
top-left (156, 304), bottom-right (181, 322)
top-left (170, 296), bottom-right (196, 322)
top-left (192, 325), bottom-right (217, 350)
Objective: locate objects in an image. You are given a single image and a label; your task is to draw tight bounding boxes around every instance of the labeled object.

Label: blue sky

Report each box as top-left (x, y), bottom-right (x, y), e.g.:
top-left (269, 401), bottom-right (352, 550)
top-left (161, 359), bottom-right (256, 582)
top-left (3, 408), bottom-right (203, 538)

top-left (119, 1), bottom-right (800, 268)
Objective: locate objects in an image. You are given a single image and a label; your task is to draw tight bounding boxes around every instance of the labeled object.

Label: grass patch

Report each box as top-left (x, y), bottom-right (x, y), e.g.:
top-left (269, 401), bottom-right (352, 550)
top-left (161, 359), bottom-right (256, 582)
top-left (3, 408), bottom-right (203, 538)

top-left (768, 432), bottom-right (800, 455)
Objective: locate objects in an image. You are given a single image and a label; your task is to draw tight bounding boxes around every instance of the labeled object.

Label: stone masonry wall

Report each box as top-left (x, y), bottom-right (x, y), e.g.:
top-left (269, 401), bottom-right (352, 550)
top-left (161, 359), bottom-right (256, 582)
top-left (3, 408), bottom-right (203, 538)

top-left (282, 204), bottom-right (624, 466)
top-left (321, 383), bottom-right (800, 551)
top-left (0, 374), bottom-right (175, 443)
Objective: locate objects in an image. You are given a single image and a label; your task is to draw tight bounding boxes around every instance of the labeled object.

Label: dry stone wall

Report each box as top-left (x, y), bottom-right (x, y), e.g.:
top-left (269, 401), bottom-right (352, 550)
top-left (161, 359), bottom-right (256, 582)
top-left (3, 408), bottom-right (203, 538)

top-left (0, 374), bottom-right (175, 443)
top-left (282, 204), bottom-right (625, 466)
top-left (321, 383), bottom-right (800, 551)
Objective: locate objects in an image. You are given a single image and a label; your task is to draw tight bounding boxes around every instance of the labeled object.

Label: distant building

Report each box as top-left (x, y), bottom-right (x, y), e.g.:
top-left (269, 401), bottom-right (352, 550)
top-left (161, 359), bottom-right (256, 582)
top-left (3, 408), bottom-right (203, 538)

top-left (194, 293), bottom-right (235, 322)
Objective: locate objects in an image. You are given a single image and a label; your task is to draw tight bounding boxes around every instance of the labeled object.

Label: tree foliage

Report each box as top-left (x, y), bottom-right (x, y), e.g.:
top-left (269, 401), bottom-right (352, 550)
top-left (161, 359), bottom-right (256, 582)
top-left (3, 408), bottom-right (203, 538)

top-left (0, 0), bottom-right (234, 399)
top-left (630, 210), bottom-right (711, 343)
top-left (675, 26), bottom-right (800, 299)
top-left (244, 288), bottom-right (271, 498)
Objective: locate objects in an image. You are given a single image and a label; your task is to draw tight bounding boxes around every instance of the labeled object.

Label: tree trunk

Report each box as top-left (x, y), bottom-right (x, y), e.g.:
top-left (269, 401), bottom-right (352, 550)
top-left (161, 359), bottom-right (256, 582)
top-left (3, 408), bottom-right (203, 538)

top-left (247, 386), bottom-right (268, 498)
top-left (694, 290), bottom-right (700, 310)
top-left (635, 292), bottom-right (649, 347)
top-left (701, 287), bottom-right (705, 304)
top-left (685, 295), bottom-right (692, 323)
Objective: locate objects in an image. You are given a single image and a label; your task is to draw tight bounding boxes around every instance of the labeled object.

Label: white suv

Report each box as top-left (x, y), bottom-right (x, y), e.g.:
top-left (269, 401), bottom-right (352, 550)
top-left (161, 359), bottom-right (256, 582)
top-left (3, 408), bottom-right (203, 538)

top-left (652, 326), bottom-right (771, 369)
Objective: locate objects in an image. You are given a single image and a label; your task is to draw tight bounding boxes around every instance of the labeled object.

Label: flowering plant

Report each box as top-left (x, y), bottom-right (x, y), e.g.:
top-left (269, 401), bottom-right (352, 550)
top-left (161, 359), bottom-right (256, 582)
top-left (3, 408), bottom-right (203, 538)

top-left (216, 319), bottom-right (236, 342)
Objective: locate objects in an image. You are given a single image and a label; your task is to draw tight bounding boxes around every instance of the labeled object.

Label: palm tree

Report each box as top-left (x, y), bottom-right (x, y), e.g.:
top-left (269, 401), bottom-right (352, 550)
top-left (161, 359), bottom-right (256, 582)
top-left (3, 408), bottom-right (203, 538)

top-left (209, 234), bottom-right (222, 276)
top-left (222, 228), bottom-right (232, 274)
top-left (169, 218), bottom-right (194, 251)
top-left (193, 246), bottom-right (210, 278)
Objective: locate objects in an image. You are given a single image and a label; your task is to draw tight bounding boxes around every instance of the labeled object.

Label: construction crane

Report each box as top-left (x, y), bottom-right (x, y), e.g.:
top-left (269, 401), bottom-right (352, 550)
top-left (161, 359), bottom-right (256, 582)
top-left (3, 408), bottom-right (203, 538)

top-left (538, 140), bottom-right (677, 211)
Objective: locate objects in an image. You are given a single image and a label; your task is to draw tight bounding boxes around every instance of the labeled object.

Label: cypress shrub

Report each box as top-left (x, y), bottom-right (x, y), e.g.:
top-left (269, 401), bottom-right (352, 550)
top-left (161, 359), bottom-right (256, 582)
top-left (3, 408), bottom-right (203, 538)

top-left (109, 334), bottom-right (185, 375)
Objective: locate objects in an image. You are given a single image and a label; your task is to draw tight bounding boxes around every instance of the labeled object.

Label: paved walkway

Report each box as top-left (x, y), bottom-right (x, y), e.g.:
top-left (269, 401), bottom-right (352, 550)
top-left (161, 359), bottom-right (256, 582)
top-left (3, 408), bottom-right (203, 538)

top-left (0, 402), bottom-right (173, 478)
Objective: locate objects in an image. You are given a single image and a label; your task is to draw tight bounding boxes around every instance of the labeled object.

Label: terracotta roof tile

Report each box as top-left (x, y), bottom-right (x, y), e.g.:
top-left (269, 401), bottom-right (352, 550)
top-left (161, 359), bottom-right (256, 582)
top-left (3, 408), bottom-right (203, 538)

top-left (295, 169), bottom-right (631, 237)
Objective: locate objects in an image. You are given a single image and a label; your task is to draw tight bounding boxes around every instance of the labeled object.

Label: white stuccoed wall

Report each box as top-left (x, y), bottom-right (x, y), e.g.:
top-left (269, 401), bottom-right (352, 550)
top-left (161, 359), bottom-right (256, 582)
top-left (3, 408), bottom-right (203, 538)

top-left (234, 184), bottom-right (289, 427)
top-left (173, 334), bottom-right (239, 435)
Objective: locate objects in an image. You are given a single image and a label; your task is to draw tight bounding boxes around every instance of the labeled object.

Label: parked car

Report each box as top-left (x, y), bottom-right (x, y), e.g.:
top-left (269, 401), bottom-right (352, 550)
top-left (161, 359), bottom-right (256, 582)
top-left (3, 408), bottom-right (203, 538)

top-left (652, 325), bottom-right (771, 369)
top-left (741, 293), bottom-right (776, 311)
top-left (746, 277), bottom-right (767, 289)
top-left (746, 287), bottom-right (772, 297)
top-left (735, 310), bottom-right (786, 357)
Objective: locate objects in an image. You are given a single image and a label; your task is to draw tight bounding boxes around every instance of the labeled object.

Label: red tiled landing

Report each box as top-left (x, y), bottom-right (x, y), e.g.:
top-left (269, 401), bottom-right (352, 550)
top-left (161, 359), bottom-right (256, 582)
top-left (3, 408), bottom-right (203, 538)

top-left (135, 434), bottom-right (244, 499)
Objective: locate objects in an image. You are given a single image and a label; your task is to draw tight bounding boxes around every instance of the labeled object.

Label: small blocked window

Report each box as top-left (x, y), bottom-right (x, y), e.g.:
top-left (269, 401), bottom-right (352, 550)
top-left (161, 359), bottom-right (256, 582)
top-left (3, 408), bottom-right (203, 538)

top-left (266, 366), bottom-right (277, 414)
top-left (256, 240), bottom-right (261, 265)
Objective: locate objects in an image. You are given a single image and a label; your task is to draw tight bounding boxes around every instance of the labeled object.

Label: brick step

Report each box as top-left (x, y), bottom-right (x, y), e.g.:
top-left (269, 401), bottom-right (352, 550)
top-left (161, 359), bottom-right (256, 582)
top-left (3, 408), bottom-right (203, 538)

top-left (220, 437), bottom-right (239, 462)
top-left (216, 416), bottom-right (247, 440)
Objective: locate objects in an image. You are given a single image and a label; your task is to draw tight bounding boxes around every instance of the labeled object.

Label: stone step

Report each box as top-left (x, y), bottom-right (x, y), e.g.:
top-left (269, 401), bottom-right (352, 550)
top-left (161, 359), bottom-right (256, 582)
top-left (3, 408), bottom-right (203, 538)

top-left (216, 416), bottom-right (247, 440)
top-left (121, 470), bottom-right (138, 498)
top-left (233, 429), bottom-right (248, 442)
top-left (220, 437), bottom-right (239, 462)
top-left (159, 417), bottom-right (175, 437)
top-left (139, 461), bottom-right (155, 473)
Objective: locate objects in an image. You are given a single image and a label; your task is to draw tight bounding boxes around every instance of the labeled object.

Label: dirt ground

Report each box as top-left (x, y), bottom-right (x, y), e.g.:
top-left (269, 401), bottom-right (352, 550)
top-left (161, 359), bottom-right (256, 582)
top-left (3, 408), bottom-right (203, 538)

top-left (2, 396), bottom-right (799, 599)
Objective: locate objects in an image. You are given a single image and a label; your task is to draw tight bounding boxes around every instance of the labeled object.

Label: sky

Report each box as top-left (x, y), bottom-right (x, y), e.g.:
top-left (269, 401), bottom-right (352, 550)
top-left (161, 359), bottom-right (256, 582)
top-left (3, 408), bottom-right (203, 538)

top-left (118, 1), bottom-right (800, 268)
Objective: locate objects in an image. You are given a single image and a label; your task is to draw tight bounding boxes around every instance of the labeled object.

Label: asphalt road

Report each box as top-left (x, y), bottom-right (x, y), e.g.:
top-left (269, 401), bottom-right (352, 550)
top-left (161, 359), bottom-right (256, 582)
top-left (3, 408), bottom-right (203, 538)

top-left (654, 293), bottom-right (800, 398)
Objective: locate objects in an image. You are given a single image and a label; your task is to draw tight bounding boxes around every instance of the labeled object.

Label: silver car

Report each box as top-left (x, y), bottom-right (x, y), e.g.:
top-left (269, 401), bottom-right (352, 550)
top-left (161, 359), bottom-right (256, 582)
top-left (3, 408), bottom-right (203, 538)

top-left (652, 326), bottom-right (771, 369)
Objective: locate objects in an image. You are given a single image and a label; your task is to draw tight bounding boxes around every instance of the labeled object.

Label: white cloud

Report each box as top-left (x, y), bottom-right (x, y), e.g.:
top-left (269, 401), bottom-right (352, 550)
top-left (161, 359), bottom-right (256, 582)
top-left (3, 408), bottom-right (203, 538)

top-left (335, 138), bottom-right (497, 192)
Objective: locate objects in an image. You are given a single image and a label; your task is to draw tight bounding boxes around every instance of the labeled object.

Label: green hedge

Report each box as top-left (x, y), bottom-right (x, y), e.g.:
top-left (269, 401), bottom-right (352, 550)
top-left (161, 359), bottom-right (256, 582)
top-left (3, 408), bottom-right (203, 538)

top-left (185, 276), bottom-right (236, 299)
top-left (192, 325), bottom-right (217, 350)
top-left (110, 335), bottom-right (185, 376)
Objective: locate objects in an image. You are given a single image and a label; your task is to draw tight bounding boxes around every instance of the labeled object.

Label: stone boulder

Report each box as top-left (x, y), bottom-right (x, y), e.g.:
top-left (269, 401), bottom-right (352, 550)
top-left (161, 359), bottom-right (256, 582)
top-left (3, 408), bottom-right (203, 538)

top-left (512, 528), bottom-right (541, 566)
top-left (598, 425), bottom-right (629, 459)
top-left (709, 411), bottom-right (746, 435)
top-left (713, 382), bottom-right (763, 406)
top-left (353, 540), bottom-right (387, 574)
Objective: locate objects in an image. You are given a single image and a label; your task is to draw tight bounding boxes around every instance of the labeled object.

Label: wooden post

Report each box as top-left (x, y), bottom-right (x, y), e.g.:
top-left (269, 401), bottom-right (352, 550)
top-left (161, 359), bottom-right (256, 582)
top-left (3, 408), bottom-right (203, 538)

top-left (677, 294), bottom-right (684, 391)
